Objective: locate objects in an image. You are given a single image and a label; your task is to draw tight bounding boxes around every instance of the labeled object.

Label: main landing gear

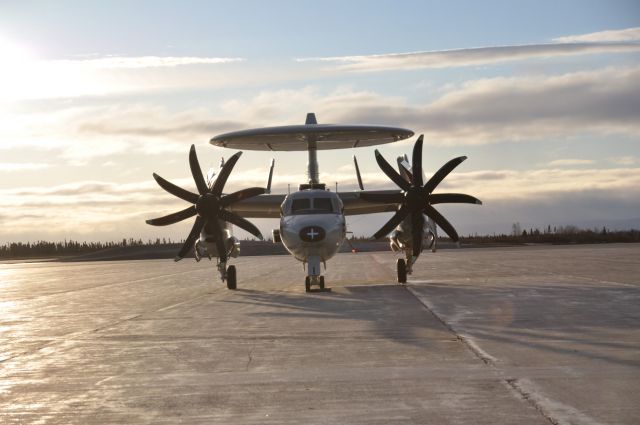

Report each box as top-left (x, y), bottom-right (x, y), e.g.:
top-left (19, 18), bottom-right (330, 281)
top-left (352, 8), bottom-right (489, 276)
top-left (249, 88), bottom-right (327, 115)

top-left (218, 260), bottom-right (237, 290)
top-left (397, 259), bottom-right (407, 284)
top-left (305, 275), bottom-right (325, 292)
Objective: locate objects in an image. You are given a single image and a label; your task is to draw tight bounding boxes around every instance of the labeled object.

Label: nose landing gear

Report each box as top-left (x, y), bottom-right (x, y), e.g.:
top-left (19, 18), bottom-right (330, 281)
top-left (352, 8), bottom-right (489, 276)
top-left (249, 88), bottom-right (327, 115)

top-left (305, 275), bottom-right (325, 292)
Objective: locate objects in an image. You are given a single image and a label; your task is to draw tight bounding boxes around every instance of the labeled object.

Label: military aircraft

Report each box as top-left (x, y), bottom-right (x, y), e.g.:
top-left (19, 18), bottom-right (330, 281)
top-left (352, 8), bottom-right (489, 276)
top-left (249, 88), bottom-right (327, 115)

top-left (146, 113), bottom-right (481, 292)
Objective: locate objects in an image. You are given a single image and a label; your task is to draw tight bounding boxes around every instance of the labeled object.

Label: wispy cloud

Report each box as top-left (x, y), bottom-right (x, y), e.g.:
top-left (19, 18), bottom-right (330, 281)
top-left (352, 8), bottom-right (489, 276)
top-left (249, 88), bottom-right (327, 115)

top-left (54, 56), bottom-right (243, 69)
top-left (553, 27), bottom-right (640, 43)
top-left (608, 156), bottom-right (637, 165)
top-left (0, 162), bottom-right (51, 172)
top-left (297, 41), bottom-right (640, 72)
top-left (547, 159), bottom-right (595, 167)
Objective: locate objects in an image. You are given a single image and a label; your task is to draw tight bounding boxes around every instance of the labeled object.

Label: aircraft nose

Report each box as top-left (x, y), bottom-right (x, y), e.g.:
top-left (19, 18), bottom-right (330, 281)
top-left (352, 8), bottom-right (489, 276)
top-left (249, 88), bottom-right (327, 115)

top-left (299, 225), bottom-right (326, 242)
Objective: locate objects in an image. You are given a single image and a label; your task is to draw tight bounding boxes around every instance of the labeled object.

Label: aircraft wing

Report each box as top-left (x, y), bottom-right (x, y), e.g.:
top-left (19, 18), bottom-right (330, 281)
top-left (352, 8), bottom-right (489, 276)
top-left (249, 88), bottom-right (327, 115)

top-left (228, 190), bottom-right (480, 218)
top-left (228, 190), bottom-right (403, 218)
top-left (228, 194), bottom-right (286, 218)
top-left (339, 190), bottom-right (401, 215)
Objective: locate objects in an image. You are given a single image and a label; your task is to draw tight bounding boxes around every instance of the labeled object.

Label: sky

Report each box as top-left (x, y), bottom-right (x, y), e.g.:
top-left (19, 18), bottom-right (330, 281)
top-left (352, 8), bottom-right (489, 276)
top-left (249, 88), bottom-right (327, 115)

top-left (1, 0), bottom-right (639, 243)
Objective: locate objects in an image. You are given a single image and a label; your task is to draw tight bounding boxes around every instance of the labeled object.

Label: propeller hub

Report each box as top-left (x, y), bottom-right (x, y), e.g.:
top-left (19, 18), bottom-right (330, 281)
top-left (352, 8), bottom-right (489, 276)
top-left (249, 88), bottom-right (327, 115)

top-left (404, 187), bottom-right (425, 210)
top-left (196, 193), bottom-right (220, 217)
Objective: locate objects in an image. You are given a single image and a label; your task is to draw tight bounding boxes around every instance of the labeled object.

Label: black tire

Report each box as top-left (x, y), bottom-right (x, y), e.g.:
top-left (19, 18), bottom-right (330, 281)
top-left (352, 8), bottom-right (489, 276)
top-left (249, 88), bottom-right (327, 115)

top-left (319, 276), bottom-right (325, 290)
top-left (226, 265), bottom-right (237, 290)
top-left (305, 276), bottom-right (311, 292)
top-left (397, 259), bottom-right (407, 284)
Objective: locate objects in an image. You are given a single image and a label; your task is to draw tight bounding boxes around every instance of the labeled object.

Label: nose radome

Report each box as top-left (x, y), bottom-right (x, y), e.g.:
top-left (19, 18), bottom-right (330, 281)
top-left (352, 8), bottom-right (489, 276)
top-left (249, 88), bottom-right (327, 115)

top-left (299, 226), bottom-right (326, 242)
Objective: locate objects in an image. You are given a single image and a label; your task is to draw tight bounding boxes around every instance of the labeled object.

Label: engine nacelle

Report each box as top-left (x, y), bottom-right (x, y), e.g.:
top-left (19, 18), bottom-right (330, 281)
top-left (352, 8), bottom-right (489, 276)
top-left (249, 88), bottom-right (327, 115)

top-left (228, 236), bottom-right (240, 258)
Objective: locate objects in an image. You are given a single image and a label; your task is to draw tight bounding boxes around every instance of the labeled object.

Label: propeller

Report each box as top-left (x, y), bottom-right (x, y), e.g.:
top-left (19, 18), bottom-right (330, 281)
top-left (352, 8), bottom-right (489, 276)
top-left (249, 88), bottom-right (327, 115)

top-left (146, 144), bottom-right (266, 262)
top-left (360, 135), bottom-right (481, 258)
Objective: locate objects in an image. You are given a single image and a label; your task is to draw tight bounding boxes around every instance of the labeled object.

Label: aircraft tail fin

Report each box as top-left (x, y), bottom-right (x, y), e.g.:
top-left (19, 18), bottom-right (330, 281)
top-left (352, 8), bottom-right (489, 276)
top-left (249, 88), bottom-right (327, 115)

top-left (305, 112), bottom-right (317, 125)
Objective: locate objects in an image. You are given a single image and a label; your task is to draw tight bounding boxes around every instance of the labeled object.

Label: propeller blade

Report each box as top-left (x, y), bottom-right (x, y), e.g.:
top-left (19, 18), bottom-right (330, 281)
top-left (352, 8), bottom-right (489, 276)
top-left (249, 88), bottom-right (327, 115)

top-left (397, 156), bottom-right (413, 184)
top-left (189, 145), bottom-right (208, 195)
top-left (266, 158), bottom-right (275, 194)
top-left (153, 173), bottom-right (199, 204)
top-left (374, 150), bottom-right (412, 191)
top-left (220, 187), bottom-right (266, 208)
top-left (423, 156), bottom-right (467, 194)
top-left (411, 135), bottom-right (424, 187)
top-left (212, 151), bottom-right (242, 195)
top-left (146, 205), bottom-right (196, 226)
top-left (411, 210), bottom-right (424, 258)
top-left (423, 204), bottom-right (459, 242)
top-left (175, 216), bottom-right (204, 261)
top-left (372, 207), bottom-right (410, 240)
top-left (353, 155), bottom-right (364, 190)
top-left (219, 209), bottom-right (264, 240)
top-left (359, 192), bottom-right (404, 204)
top-left (428, 193), bottom-right (482, 205)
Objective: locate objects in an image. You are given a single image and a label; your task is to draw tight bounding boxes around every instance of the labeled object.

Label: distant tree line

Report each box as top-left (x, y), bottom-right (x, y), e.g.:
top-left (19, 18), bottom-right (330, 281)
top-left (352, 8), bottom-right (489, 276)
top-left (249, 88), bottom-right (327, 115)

top-left (2, 226), bottom-right (639, 259)
top-left (461, 224), bottom-right (640, 245)
top-left (346, 224), bottom-right (640, 245)
top-left (0, 237), bottom-right (177, 259)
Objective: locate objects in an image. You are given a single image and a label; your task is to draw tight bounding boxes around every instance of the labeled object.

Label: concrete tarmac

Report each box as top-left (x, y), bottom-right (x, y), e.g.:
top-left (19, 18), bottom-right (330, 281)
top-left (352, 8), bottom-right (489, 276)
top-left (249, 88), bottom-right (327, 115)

top-left (0, 244), bottom-right (638, 424)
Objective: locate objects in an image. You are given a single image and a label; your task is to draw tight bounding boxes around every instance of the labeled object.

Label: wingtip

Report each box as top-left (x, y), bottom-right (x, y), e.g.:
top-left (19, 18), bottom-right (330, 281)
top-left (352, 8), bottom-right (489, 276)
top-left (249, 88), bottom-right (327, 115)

top-left (145, 219), bottom-right (153, 225)
top-left (476, 199), bottom-right (483, 205)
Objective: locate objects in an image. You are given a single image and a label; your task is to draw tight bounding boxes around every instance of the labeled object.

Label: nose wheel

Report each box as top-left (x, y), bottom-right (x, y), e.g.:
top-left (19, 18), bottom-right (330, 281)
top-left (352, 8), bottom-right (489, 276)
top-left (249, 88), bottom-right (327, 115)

top-left (305, 275), bottom-right (325, 292)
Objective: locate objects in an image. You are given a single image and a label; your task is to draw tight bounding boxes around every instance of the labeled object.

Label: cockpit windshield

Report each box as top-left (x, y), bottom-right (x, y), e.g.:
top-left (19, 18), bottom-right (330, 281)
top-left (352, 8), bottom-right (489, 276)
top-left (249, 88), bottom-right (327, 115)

top-left (291, 198), bottom-right (311, 214)
top-left (287, 196), bottom-right (338, 215)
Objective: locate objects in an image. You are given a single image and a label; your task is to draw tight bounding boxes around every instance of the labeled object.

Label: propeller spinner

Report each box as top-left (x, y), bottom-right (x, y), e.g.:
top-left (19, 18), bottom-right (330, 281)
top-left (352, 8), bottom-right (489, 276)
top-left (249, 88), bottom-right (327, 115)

top-left (360, 135), bottom-right (481, 258)
top-left (146, 145), bottom-right (266, 261)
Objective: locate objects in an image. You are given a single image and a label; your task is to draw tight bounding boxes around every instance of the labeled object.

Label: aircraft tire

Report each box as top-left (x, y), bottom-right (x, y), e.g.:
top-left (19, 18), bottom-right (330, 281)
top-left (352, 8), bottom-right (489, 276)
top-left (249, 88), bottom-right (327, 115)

top-left (397, 259), bottom-right (407, 284)
top-left (226, 265), bottom-right (237, 290)
top-left (305, 276), bottom-right (311, 292)
top-left (319, 276), bottom-right (325, 290)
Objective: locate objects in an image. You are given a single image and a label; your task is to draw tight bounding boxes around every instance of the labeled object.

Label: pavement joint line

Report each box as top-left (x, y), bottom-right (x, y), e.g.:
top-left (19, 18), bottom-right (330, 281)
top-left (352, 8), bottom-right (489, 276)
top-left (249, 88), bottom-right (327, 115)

top-left (405, 284), bottom-right (496, 367)
top-left (405, 283), bottom-right (599, 425)
top-left (505, 379), bottom-right (560, 425)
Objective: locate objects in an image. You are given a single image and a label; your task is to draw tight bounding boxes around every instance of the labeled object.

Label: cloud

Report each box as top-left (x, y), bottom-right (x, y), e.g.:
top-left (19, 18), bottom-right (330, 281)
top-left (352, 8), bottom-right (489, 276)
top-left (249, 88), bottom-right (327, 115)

top-left (553, 27), bottom-right (640, 43)
top-left (0, 162), bottom-right (51, 172)
top-left (0, 53), bottom-right (245, 101)
top-left (547, 159), bottom-right (595, 166)
top-left (297, 42), bottom-right (640, 72)
top-left (608, 156), bottom-right (637, 166)
top-left (53, 56), bottom-right (243, 69)
top-left (322, 67), bottom-right (640, 144)
top-left (2, 165), bottom-right (639, 243)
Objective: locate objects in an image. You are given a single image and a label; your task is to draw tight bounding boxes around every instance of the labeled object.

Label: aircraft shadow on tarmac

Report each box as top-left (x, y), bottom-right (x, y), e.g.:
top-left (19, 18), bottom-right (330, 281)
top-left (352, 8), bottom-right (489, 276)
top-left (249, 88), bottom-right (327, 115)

top-left (223, 284), bottom-right (454, 351)
top-left (410, 282), bottom-right (640, 368)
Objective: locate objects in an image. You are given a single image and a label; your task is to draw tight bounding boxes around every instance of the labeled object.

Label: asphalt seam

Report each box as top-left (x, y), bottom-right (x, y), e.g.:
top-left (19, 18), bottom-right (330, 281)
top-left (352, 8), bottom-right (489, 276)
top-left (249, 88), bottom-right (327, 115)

top-left (405, 284), bottom-right (558, 425)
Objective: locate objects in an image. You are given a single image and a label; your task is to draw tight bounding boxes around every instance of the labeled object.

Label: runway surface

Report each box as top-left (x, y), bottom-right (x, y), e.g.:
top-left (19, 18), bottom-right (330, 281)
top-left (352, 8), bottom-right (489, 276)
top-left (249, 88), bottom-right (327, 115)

top-left (1, 244), bottom-right (639, 424)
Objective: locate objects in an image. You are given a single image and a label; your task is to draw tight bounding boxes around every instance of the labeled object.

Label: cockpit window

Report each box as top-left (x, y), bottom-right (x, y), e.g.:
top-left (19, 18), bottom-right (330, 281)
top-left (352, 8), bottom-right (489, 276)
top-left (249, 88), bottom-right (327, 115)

top-left (291, 198), bottom-right (311, 213)
top-left (287, 196), bottom-right (337, 215)
top-left (314, 198), bottom-right (333, 212)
